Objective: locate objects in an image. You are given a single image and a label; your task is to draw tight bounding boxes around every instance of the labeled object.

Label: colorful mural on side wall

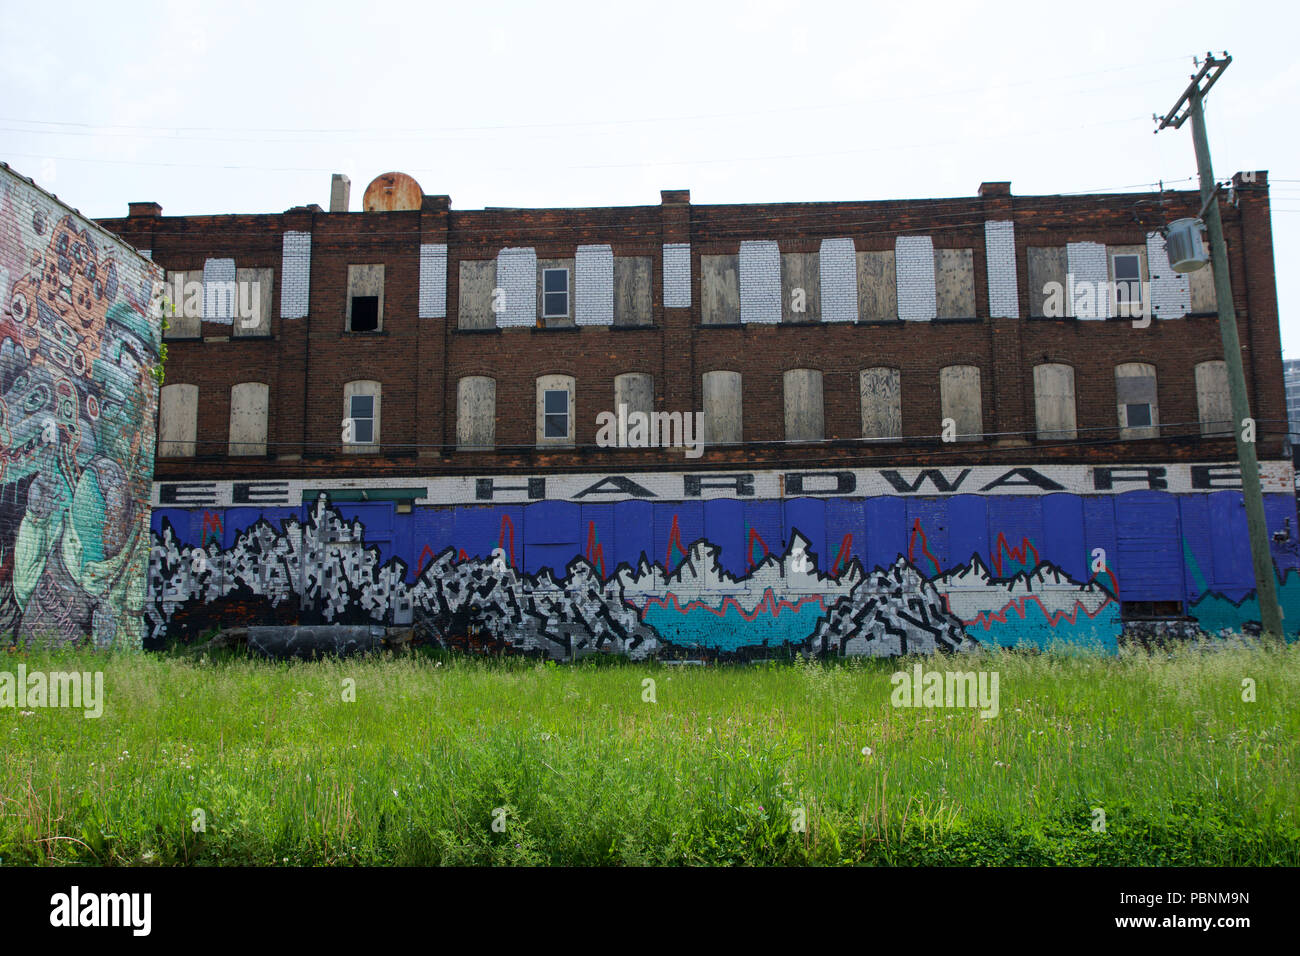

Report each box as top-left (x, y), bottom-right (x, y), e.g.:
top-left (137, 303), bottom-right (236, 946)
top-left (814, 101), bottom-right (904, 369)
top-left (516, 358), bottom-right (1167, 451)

top-left (0, 165), bottom-right (162, 649)
top-left (146, 482), bottom-right (1300, 658)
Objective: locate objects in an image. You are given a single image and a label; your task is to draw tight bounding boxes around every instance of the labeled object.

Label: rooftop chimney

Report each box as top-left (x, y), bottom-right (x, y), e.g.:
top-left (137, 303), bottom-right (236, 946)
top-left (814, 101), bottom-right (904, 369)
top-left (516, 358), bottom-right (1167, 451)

top-left (330, 174), bottom-right (351, 213)
top-left (660, 189), bottom-right (690, 205)
top-left (128, 201), bottom-right (163, 218)
top-left (978, 182), bottom-right (1012, 198)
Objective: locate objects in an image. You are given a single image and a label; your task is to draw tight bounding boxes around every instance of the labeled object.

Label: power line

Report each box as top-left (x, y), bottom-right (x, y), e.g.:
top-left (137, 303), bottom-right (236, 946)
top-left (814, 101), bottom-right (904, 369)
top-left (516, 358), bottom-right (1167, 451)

top-left (0, 54), bottom-right (1197, 139)
top-left (0, 114), bottom-right (1169, 176)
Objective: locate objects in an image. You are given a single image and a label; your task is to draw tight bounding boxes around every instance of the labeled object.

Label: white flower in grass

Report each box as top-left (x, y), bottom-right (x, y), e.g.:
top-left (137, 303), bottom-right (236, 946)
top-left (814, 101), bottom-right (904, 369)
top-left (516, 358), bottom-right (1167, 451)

top-left (861, 746), bottom-right (873, 757)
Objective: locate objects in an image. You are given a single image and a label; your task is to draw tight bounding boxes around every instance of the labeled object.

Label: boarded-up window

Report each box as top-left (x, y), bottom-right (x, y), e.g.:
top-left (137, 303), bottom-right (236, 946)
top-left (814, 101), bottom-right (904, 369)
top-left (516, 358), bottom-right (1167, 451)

top-left (1027, 247), bottom-right (1067, 317)
top-left (940, 365), bottom-right (982, 442)
top-left (781, 252), bottom-right (820, 323)
top-left (158, 383), bottom-right (198, 457)
top-left (163, 271), bottom-right (201, 338)
top-left (860, 367), bottom-right (901, 440)
top-left (783, 369), bottom-right (824, 442)
top-left (701, 255), bottom-right (740, 325)
top-left (1033, 363), bottom-right (1077, 440)
top-left (458, 260), bottom-right (497, 329)
top-left (346, 264), bottom-right (384, 332)
top-left (703, 370), bottom-right (742, 444)
top-left (233, 267), bottom-right (274, 337)
top-left (856, 250), bottom-right (896, 321)
top-left (457, 376), bottom-right (496, 449)
top-left (228, 382), bottom-right (268, 456)
top-left (1188, 261), bottom-right (1218, 314)
top-left (1195, 360), bottom-right (1231, 436)
top-left (536, 374), bottom-right (575, 446)
top-left (934, 248), bottom-right (975, 318)
top-left (1115, 363), bottom-right (1159, 440)
top-left (614, 256), bottom-right (652, 326)
top-left (614, 372), bottom-right (653, 420)
top-left (343, 380), bottom-right (381, 454)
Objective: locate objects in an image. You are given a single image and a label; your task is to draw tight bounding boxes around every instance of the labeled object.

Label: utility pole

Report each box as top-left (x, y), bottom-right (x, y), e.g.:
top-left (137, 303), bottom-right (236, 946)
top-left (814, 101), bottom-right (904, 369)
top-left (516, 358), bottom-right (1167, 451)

top-left (1155, 52), bottom-right (1284, 639)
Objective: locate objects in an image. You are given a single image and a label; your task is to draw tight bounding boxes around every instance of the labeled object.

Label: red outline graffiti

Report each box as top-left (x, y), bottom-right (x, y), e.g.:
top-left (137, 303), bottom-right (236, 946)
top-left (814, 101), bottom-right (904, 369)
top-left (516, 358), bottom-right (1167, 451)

top-left (635, 589), bottom-right (830, 622)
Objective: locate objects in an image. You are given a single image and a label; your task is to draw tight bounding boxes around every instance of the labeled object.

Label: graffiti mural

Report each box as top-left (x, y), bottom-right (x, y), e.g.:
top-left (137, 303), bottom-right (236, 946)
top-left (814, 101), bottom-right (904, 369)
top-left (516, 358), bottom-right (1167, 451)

top-left (145, 472), bottom-right (1300, 658)
top-left (0, 165), bottom-right (162, 648)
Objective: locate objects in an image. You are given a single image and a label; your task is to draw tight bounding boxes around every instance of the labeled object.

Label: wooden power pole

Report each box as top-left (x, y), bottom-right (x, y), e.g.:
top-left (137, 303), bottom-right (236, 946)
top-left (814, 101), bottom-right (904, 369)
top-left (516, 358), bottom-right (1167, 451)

top-left (1155, 52), bottom-right (1284, 639)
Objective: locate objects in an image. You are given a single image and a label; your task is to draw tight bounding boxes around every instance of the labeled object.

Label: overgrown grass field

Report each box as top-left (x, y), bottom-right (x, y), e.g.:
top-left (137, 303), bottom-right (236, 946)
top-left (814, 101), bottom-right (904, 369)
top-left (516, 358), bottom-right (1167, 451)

top-left (2, 644), bottom-right (1297, 865)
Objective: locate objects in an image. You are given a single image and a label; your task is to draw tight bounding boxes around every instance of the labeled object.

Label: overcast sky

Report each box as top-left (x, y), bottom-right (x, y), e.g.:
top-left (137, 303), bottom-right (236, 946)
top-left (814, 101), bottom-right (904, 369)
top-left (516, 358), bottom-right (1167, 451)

top-left (3, 0), bottom-right (1297, 351)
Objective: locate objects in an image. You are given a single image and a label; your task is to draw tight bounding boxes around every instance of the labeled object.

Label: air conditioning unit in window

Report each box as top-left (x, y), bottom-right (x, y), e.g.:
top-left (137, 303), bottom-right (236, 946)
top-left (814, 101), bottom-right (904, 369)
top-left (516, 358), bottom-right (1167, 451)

top-left (1165, 217), bottom-right (1210, 273)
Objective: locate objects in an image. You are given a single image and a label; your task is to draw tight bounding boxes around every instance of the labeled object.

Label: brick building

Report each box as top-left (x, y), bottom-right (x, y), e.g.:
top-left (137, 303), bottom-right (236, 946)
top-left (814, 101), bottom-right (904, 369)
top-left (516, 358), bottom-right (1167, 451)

top-left (100, 171), bottom-right (1300, 656)
top-left (0, 162), bottom-right (163, 648)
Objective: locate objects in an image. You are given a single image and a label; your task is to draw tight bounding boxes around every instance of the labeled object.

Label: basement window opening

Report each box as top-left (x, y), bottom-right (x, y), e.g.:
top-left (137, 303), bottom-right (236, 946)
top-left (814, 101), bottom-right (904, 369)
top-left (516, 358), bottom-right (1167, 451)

top-left (1121, 600), bottom-right (1185, 620)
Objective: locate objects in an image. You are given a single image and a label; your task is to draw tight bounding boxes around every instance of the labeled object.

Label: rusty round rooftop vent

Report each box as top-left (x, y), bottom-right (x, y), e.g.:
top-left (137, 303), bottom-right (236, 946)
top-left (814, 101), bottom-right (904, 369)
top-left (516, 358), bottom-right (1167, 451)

top-left (362, 172), bottom-right (424, 212)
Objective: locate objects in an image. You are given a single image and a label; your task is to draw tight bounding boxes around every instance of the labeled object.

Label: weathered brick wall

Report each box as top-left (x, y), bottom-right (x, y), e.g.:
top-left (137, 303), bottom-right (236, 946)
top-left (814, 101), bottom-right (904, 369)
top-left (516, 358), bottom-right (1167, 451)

top-left (0, 163), bottom-right (163, 648)
top-left (97, 176), bottom-right (1288, 480)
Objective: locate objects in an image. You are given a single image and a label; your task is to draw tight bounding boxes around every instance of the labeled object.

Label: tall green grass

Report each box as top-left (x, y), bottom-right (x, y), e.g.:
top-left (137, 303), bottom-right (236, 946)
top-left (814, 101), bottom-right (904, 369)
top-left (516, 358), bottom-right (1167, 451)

top-left (1, 643), bottom-right (1296, 865)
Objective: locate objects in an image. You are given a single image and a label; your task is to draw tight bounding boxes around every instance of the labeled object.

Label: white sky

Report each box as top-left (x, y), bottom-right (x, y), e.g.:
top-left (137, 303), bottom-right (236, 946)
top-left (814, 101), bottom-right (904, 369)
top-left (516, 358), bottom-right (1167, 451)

top-left (3, 0), bottom-right (1298, 351)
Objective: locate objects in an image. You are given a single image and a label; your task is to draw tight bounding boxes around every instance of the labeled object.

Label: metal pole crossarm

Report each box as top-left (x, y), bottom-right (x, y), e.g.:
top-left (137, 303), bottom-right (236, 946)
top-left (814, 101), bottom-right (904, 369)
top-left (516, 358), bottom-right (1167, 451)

top-left (1154, 53), bottom-right (1231, 132)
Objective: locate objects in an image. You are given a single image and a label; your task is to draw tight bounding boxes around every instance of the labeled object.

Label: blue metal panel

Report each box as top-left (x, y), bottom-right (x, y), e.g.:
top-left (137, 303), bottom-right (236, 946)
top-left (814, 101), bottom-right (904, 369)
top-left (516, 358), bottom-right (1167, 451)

top-left (740, 500), bottom-right (783, 573)
top-left (824, 498), bottom-right (865, 575)
top-left (783, 498), bottom-right (827, 568)
top-left (412, 507), bottom-right (455, 580)
top-left (151, 508), bottom-right (193, 542)
top-left (947, 494), bottom-right (989, 571)
top-left (522, 501), bottom-right (580, 577)
top-left (1208, 491), bottom-right (1252, 600)
top-left (1114, 491), bottom-right (1184, 601)
top-left (905, 498), bottom-right (948, 575)
top-left (1040, 493), bottom-right (1086, 581)
top-left (612, 500), bottom-right (654, 572)
top-left (986, 496), bottom-right (1044, 577)
top-left (579, 503), bottom-right (616, 578)
top-left (1083, 497), bottom-right (1119, 595)
top-left (865, 497), bottom-right (907, 572)
top-left (1178, 494), bottom-right (1216, 601)
top-left (453, 506), bottom-right (518, 563)
top-left (1264, 493), bottom-right (1300, 578)
top-left (704, 499), bottom-right (746, 578)
top-left (655, 501), bottom-right (703, 573)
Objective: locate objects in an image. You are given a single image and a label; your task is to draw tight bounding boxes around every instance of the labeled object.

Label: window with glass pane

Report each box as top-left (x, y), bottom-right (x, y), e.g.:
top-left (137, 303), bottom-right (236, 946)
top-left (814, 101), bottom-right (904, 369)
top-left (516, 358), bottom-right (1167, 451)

top-left (1126, 402), bottom-right (1151, 428)
top-left (349, 395), bottom-right (375, 443)
top-left (544, 389), bottom-right (568, 438)
top-left (1114, 254), bottom-right (1142, 312)
top-left (543, 268), bottom-right (569, 318)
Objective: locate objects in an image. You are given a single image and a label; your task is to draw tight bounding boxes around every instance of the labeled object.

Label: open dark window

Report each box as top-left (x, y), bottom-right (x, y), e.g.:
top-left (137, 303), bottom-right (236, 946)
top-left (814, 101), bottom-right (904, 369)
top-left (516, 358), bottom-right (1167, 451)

top-left (1121, 600), bottom-right (1184, 619)
top-left (350, 295), bottom-right (379, 332)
